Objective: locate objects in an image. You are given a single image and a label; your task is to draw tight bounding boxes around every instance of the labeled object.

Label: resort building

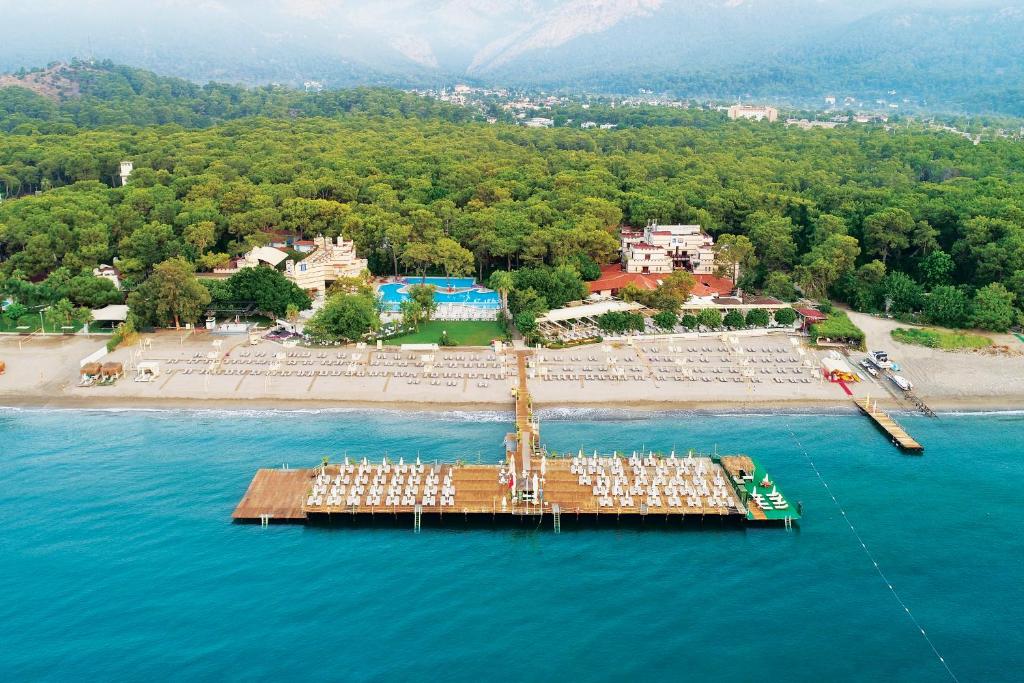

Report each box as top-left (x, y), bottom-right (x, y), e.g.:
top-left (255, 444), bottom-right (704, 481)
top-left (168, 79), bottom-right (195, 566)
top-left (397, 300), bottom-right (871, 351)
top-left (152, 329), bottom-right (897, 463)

top-left (213, 246), bottom-right (290, 275)
top-left (727, 104), bottom-right (778, 123)
top-left (284, 234), bottom-right (367, 297)
top-left (621, 223), bottom-right (716, 275)
top-left (93, 264), bottom-right (122, 290)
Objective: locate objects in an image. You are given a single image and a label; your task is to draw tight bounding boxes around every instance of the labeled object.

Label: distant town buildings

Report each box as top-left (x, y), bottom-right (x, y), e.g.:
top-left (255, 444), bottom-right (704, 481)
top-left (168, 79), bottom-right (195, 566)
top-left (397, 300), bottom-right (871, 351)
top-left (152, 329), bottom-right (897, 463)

top-left (785, 118), bottom-right (843, 130)
top-left (727, 105), bottom-right (778, 123)
top-left (523, 117), bottom-right (554, 128)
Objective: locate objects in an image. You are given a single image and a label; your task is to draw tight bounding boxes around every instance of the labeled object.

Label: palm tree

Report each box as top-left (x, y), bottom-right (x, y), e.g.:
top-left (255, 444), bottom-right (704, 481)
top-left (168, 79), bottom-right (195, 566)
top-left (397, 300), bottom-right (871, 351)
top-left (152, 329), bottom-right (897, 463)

top-left (488, 270), bottom-right (515, 321)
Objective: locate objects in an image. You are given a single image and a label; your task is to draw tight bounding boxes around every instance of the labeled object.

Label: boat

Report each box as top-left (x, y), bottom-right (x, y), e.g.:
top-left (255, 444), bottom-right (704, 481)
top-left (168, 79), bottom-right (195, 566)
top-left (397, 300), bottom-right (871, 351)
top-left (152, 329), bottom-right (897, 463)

top-left (859, 359), bottom-right (878, 377)
top-left (889, 374), bottom-right (912, 392)
top-left (867, 350), bottom-right (892, 369)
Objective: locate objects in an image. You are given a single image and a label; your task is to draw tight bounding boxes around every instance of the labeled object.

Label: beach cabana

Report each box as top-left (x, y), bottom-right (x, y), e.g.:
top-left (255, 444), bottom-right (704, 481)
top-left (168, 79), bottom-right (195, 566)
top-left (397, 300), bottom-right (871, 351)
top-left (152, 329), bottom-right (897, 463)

top-left (80, 362), bottom-right (102, 377)
top-left (100, 362), bottom-right (124, 379)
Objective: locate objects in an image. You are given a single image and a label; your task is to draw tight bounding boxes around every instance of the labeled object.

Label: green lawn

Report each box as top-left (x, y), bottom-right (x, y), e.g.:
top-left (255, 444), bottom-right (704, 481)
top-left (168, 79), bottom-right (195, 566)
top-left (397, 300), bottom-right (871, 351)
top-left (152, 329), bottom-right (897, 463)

top-left (0, 315), bottom-right (91, 334)
top-left (891, 327), bottom-right (992, 350)
top-left (383, 320), bottom-right (507, 347)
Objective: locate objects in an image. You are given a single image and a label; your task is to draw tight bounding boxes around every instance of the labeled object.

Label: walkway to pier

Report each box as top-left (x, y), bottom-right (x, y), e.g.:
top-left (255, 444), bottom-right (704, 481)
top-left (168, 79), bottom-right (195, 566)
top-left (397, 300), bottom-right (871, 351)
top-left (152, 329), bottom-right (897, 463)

top-left (854, 397), bottom-right (924, 452)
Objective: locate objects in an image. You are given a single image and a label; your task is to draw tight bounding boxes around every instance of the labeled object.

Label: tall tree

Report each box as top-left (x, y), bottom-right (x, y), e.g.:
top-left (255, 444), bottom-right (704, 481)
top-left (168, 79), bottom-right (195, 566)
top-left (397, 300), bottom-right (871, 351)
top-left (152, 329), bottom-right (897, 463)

top-left (128, 256), bottom-right (211, 329)
top-left (713, 234), bottom-right (756, 283)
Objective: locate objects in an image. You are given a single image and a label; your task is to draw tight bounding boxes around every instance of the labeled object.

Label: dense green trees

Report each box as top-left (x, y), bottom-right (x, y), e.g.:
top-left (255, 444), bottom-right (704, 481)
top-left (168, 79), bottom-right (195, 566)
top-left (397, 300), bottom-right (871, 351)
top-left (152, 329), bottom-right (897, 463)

top-left (924, 285), bottom-right (970, 328)
top-left (971, 284), bottom-right (1017, 332)
top-left (1, 74), bottom-right (1024, 333)
top-left (305, 292), bottom-right (379, 342)
top-left (597, 311), bottom-right (644, 334)
top-left (221, 266), bottom-right (311, 318)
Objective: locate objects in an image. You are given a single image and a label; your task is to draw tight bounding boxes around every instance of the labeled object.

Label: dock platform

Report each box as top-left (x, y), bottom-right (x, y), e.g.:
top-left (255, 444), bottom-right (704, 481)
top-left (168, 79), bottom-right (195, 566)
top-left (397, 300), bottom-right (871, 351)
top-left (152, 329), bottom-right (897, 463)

top-left (854, 397), bottom-right (924, 452)
top-left (232, 349), bottom-right (801, 529)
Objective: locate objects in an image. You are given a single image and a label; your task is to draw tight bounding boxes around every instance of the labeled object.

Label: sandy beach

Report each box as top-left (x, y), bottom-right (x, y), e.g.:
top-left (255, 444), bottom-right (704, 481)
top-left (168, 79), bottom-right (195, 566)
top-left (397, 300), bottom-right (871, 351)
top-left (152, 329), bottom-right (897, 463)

top-left (2, 317), bottom-right (1023, 413)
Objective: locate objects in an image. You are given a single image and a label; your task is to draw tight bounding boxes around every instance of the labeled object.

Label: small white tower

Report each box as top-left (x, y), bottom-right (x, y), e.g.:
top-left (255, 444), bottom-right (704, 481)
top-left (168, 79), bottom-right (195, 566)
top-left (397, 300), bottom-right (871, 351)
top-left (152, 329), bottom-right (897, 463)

top-left (119, 161), bottom-right (134, 186)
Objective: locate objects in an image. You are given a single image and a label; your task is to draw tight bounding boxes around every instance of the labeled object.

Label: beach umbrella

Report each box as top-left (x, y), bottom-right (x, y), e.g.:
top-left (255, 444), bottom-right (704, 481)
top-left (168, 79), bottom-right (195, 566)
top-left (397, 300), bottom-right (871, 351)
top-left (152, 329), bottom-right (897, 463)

top-left (532, 473), bottom-right (539, 500)
top-left (416, 455), bottom-right (421, 467)
top-left (540, 455), bottom-right (547, 477)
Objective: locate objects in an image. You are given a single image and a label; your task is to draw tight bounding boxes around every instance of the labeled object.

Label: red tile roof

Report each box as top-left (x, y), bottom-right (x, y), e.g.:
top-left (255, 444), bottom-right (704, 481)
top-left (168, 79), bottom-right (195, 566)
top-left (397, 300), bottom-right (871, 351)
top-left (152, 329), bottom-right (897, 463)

top-left (795, 308), bottom-right (828, 321)
top-left (691, 274), bottom-right (734, 297)
top-left (588, 265), bottom-right (662, 293)
top-left (588, 266), bottom-right (734, 297)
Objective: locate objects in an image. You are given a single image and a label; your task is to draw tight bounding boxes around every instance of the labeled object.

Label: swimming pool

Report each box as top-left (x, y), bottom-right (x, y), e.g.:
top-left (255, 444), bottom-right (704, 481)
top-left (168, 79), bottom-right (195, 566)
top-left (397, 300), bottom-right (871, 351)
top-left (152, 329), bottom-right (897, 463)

top-left (377, 277), bottom-right (501, 312)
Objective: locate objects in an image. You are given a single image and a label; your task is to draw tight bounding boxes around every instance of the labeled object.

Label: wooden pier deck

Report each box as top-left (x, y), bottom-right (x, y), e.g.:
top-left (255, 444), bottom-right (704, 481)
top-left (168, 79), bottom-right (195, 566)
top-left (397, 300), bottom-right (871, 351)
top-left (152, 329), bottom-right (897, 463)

top-left (232, 348), bottom-right (801, 528)
top-left (854, 398), bottom-right (924, 452)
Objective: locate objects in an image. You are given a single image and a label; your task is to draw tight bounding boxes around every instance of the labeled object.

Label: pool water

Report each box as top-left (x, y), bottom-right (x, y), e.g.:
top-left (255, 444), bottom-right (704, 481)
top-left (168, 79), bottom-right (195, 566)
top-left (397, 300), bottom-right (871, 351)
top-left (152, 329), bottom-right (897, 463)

top-left (378, 277), bottom-right (500, 311)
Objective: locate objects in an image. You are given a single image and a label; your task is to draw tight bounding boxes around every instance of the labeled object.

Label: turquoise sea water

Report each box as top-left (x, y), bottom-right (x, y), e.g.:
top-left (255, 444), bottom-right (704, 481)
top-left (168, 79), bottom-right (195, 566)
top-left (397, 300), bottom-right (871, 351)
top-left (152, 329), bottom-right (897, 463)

top-left (1, 407), bottom-right (1022, 681)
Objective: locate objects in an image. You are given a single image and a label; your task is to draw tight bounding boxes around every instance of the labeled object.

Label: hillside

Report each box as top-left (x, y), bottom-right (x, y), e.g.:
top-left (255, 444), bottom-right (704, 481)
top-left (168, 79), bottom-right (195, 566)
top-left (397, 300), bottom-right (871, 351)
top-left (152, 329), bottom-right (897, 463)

top-left (1, 1), bottom-right (1023, 115)
top-left (0, 61), bottom-right (478, 133)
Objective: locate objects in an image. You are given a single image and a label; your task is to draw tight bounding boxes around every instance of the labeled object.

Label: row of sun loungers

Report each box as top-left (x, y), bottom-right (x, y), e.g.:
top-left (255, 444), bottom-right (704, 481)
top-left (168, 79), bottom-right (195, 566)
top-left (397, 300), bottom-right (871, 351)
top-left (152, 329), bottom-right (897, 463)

top-left (306, 459), bottom-right (457, 509)
top-left (569, 452), bottom-right (739, 512)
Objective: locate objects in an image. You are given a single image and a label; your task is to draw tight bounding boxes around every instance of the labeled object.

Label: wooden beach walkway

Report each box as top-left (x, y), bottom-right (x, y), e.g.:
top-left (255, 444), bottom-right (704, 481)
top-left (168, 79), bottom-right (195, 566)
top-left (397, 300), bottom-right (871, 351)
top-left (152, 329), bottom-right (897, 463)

top-left (854, 397), bottom-right (924, 452)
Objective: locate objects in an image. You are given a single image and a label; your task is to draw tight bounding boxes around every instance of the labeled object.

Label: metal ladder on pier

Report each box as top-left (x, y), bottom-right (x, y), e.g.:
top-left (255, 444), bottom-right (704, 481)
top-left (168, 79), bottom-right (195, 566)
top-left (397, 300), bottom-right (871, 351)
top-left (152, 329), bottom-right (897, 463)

top-left (413, 504), bottom-right (422, 533)
top-left (552, 504), bottom-right (561, 534)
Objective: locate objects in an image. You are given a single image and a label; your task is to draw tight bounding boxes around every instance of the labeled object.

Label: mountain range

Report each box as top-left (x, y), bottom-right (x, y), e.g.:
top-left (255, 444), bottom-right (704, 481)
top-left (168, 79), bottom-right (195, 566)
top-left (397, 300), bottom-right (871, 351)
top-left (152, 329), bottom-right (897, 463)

top-left (1, 1), bottom-right (1022, 113)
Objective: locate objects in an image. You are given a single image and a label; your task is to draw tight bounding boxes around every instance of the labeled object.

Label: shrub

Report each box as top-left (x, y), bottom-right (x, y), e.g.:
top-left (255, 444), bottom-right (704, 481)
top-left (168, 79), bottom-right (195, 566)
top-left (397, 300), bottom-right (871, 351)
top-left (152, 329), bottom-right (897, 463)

top-left (697, 308), bottom-right (722, 329)
top-left (745, 308), bottom-right (770, 327)
top-left (773, 308), bottom-right (797, 326)
top-left (891, 327), bottom-right (991, 350)
top-left (597, 311), bottom-right (645, 334)
top-left (722, 310), bottom-right (745, 328)
top-left (652, 310), bottom-right (677, 330)
top-left (680, 314), bottom-right (698, 330)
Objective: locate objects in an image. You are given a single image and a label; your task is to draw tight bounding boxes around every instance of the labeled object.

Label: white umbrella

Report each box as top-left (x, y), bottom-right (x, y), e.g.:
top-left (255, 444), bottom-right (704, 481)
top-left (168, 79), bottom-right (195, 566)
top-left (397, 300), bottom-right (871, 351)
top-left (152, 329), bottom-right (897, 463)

top-left (416, 455), bottom-right (421, 467)
top-left (399, 457), bottom-right (404, 467)
top-left (509, 454), bottom-right (516, 492)
top-left (541, 455), bottom-right (547, 477)
top-left (532, 473), bottom-right (539, 501)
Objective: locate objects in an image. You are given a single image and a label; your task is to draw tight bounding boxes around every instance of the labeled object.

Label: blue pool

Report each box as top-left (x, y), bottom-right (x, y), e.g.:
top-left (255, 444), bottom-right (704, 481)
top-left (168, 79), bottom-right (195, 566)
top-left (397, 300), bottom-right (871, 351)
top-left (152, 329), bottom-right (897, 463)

top-left (378, 277), bottom-right (500, 312)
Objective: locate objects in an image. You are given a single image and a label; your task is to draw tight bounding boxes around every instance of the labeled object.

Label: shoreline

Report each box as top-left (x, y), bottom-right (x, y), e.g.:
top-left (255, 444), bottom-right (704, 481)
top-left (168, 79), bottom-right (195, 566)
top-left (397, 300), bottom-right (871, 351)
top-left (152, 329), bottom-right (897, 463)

top-left (1, 393), bottom-right (1021, 415)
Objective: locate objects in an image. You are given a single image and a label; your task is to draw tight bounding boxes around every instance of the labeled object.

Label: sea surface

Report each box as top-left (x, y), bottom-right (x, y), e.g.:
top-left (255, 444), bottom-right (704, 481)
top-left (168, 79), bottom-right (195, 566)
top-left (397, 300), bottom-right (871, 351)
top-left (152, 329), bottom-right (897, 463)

top-left (1, 407), bottom-right (1022, 681)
